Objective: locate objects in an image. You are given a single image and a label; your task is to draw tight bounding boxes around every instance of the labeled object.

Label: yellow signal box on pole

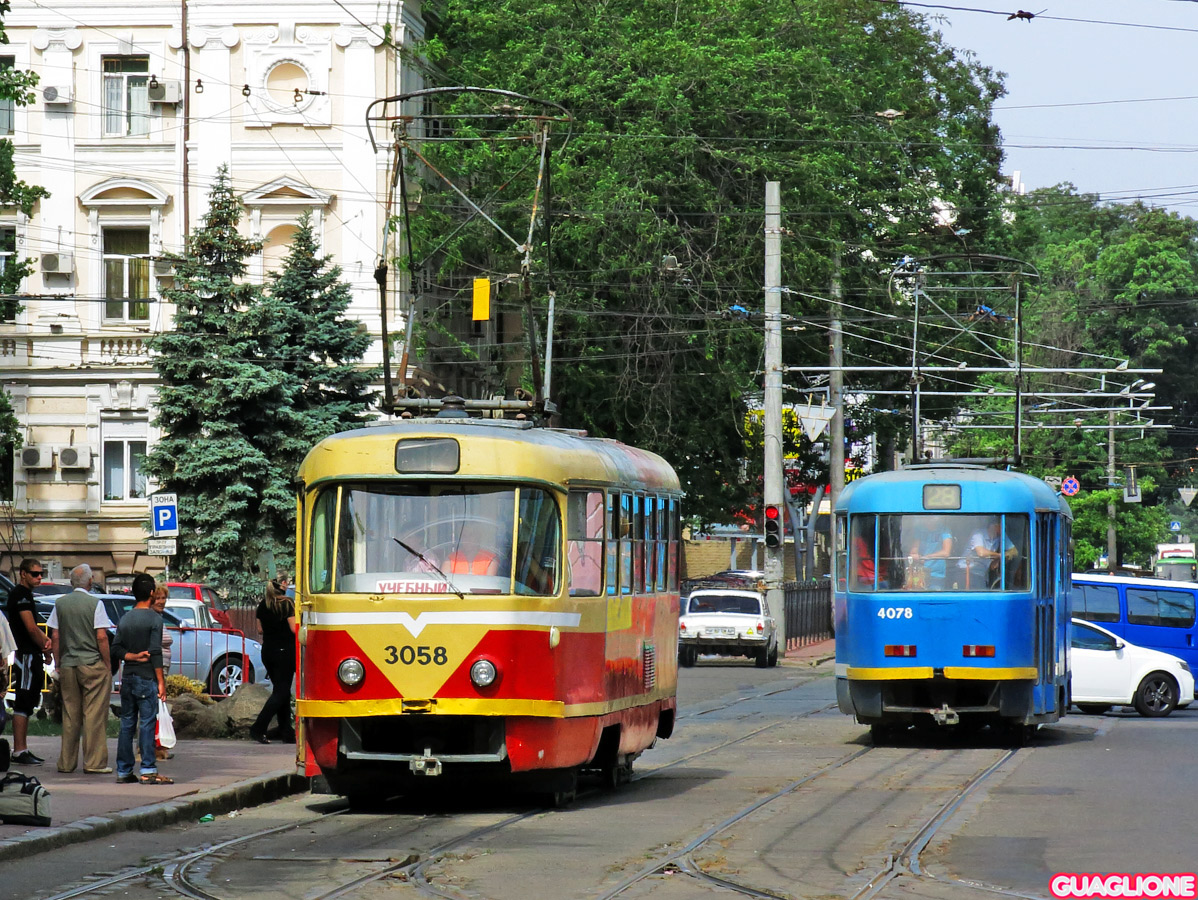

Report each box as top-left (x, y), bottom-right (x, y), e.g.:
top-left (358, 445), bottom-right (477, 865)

top-left (473, 277), bottom-right (491, 321)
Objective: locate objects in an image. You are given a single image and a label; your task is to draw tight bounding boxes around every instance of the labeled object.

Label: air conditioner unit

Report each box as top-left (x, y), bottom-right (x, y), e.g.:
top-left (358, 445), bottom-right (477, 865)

top-left (58, 444), bottom-right (92, 469)
top-left (147, 80), bottom-right (182, 104)
top-left (152, 258), bottom-right (174, 277)
top-left (42, 85), bottom-right (73, 105)
top-left (19, 445), bottom-right (53, 469)
top-left (41, 251), bottom-right (74, 274)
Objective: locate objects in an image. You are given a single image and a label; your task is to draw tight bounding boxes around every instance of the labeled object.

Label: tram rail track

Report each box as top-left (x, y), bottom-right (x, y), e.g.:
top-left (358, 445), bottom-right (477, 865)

top-left (34, 677), bottom-right (830, 900)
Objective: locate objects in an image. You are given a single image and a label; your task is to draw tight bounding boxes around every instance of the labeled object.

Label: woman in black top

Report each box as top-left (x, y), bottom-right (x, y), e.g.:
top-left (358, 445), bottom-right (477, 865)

top-left (250, 578), bottom-right (297, 744)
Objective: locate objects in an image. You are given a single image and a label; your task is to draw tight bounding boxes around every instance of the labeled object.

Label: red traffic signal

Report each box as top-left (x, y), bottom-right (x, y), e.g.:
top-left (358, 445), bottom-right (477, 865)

top-left (764, 505), bottom-right (783, 548)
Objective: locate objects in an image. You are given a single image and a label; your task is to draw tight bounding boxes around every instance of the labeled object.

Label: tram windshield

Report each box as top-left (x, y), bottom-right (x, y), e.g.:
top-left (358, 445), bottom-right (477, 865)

top-left (848, 513), bottom-right (1030, 592)
top-left (308, 483), bottom-right (561, 596)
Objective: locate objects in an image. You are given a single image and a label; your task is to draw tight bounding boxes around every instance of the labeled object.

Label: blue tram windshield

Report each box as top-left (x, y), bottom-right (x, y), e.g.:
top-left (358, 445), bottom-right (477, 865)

top-left (849, 513), bottom-right (1030, 592)
top-left (311, 483), bottom-right (561, 596)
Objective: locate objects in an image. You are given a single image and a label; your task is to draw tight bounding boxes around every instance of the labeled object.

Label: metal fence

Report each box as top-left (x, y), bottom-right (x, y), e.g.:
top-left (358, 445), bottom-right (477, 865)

top-left (784, 580), bottom-right (832, 650)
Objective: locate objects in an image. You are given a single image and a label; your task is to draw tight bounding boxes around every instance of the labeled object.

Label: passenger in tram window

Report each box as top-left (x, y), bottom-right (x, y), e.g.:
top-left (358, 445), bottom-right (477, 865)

top-left (852, 534), bottom-right (875, 590)
top-left (906, 516), bottom-right (955, 590)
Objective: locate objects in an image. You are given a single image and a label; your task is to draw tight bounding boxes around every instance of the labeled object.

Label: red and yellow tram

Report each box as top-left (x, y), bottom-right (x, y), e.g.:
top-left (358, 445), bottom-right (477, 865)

top-left (294, 415), bottom-right (682, 802)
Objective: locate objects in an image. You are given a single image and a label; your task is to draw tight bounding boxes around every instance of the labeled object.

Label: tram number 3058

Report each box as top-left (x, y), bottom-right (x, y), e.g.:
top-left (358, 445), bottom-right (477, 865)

top-left (383, 645), bottom-right (449, 666)
top-left (877, 607), bottom-right (913, 619)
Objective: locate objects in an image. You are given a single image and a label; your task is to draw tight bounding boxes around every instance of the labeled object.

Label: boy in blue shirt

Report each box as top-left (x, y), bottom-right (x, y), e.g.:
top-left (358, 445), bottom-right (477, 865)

top-left (112, 573), bottom-right (172, 784)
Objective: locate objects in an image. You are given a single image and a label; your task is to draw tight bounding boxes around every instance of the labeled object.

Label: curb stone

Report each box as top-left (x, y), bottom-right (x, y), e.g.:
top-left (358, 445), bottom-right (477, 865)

top-left (0, 770), bottom-right (309, 861)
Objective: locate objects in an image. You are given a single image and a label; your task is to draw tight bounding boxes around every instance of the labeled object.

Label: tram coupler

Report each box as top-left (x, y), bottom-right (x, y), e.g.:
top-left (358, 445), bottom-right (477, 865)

top-left (410, 749), bottom-right (443, 777)
top-left (931, 704), bottom-right (960, 726)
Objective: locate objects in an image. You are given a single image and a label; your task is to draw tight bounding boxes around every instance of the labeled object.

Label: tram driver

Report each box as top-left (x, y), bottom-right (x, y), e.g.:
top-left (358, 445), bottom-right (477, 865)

top-left (444, 523), bottom-right (510, 577)
top-left (965, 518), bottom-right (1019, 589)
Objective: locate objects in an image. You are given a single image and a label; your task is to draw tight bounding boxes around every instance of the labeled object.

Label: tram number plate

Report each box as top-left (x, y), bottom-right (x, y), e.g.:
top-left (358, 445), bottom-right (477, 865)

top-left (877, 607), bottom-right (914, 619)
top-left (383, 645), bottom-right (449, 666)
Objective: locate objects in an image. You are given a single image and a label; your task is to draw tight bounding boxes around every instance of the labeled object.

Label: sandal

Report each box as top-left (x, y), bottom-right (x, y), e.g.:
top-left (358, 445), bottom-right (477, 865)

top-left (140, 773), bottom-right (174, 785)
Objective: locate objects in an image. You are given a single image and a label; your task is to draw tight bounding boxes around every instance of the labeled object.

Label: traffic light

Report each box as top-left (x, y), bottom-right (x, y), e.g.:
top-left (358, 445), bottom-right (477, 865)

top-left (764, 505), bottom-right (783, 549)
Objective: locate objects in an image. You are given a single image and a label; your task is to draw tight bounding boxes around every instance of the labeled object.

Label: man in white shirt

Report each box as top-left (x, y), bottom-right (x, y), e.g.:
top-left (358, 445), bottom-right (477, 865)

top-left (47, 564), bottom-right (114, 774)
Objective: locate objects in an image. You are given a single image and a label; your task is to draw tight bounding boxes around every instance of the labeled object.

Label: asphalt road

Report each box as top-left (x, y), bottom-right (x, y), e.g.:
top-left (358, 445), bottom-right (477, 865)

top-left (13, 659), bottom-right (1198, 900)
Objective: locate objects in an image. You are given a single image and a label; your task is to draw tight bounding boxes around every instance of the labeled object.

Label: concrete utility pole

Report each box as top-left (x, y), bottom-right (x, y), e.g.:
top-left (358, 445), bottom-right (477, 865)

top-left (763, 183), bottom-right (785, 633)
top-left (829, 251), bottom-right (845, 513)
top-left (1108, 408), bottom-right (1117, 567)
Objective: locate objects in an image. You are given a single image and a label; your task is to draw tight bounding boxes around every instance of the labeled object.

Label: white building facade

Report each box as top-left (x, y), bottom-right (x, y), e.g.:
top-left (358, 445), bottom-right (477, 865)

top-left (0, 1), bottom-right (423, 584)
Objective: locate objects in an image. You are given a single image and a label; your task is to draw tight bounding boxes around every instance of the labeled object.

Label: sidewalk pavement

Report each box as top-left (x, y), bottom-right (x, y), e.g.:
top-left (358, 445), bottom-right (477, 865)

top-left (783, 636), bottom-right (835, 665)
top-left (0, 734), bottom-right (307, 861)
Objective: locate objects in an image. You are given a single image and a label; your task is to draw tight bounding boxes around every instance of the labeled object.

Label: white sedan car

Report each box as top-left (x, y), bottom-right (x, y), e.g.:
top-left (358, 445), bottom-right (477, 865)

top-left (678, 588), bottom-right (778, 668)
top-left (1070, 618), bottom-right (1195, 717)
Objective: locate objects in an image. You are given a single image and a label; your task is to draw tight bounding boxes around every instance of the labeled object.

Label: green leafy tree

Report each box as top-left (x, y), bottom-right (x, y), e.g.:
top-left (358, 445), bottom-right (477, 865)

top-left (411, 0), bottom-right (1007, 525)
top-left (247, 211), bottom-right (378, 556)
top-left (951, 186), bottom-right (1198, 565)
top-left (145, 166), bottom-right (282, 602)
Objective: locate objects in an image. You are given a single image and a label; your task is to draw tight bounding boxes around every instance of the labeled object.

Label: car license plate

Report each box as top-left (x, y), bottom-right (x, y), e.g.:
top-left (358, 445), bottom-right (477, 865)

top-left (708, 627), bottom-right (735, 637)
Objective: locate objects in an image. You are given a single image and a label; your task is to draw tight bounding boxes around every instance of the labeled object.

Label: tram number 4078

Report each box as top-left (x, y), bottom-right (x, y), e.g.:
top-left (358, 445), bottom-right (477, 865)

top-left (877, 607), bottom-right (913, 619)
top-left (383, 645), bottom-right (449, 665)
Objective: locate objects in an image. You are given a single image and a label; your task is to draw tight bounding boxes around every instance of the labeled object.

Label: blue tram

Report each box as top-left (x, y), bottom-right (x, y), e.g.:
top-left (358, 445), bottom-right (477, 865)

top-left (832, 465), bottom-right (1072, 741)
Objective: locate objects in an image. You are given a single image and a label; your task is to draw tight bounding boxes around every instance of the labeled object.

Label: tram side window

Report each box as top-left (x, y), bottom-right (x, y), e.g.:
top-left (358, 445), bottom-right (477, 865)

top-left (515, 487), bottom-right (561, 596)
top-left (567, 489), bottom-right (604, 597)
top-left (667, 498), bottom-right (680, 591)
top-left (1127, 588), bottom-right (1196, 628)
top-left (309, 487), bottom-right (336, 593)
top-left (848, 515), bottom-right (876, 592)
top-left (644, 495), bottom-right (656, 593)
top-left (1074, 583), bottom-right (1120, 623)
top-left (619, 492), bottom-right (633, 595)
top-left (655, 496), bottom-right (668, 592)
top-left (834, 514), bottom-right (847, 591)
top-left (633, 494), bottom-right (645, 593)
top-left (606, 493), bottom-right (619, 595)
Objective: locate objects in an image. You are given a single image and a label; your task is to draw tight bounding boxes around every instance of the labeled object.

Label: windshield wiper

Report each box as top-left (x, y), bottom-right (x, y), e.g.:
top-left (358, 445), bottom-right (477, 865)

top-left (391, 537), bottom-right (466, 599)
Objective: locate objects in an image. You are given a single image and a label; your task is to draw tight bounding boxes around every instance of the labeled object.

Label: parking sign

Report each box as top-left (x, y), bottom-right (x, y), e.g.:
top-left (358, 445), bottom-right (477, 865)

top-left (151, 493), bottom-right (179, 537)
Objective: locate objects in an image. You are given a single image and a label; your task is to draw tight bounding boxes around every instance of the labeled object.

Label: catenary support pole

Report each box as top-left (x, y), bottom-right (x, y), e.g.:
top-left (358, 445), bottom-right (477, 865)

top-left (1108, 409), bottom-right (1117, 568)
top-left (764, 182), bottom-right (785, 636)
top-left (830, 251), bottom-right (845, 511)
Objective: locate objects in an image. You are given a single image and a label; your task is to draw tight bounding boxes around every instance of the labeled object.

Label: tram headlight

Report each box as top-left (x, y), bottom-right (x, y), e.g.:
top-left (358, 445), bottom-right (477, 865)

top-left (470, 658), bottom-right (498, 688)
top-left (338, 657), bottom-right (366, 688)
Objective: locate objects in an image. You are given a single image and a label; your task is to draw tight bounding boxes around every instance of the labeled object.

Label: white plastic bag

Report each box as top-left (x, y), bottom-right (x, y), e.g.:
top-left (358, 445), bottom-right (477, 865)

top-left (157, 702), bottom-right (177, 749)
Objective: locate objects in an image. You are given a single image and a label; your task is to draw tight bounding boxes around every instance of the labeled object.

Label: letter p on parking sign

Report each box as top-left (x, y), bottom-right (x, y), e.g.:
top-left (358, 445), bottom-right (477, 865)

top-left (151, 493), bottom-right (179, 537)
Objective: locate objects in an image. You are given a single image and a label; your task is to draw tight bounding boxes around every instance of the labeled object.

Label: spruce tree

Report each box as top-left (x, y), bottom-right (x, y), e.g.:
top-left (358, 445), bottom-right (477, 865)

top-left (248, 210), bottom-right (376, 556)
top-left (145, 165), bottom-right (282, 601)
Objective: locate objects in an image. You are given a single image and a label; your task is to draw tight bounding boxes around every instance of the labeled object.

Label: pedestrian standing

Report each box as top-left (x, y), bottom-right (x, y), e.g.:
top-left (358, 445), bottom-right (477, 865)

top-left (48, 564), bottom-right (114, 774)
top-left (151, 583), bottom-right (175, 761)
top-left (151, 584), bottom-right (173, 675)
top-left (112, 574), bottom-right (171, 784)
top-left (249, 578), bottom-right (297, 744)
top-left (6, 559), bottom-right (54, 766)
